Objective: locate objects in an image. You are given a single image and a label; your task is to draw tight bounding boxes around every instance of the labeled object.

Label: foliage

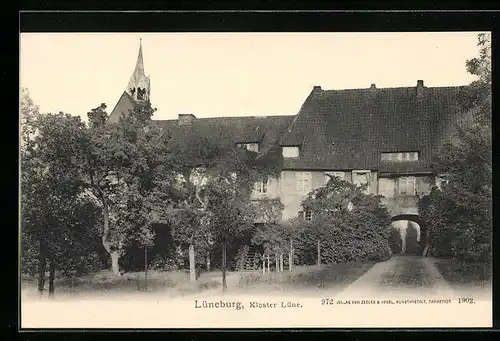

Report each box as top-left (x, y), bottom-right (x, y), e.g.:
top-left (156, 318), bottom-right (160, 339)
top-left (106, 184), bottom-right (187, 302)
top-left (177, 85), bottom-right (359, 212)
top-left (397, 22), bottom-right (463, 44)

top-left (251, 199), bottom-right (287, 255)
top-left (294, 176), bottom-right (391, 265)
top-left (80, 103), bottom-right (176, 274)
top-left (167, 122), bottom-right (282, 275)
top-left (20, 102), bottom-right (104, 277)
top-left (418, 33), bottom-right (492, 263)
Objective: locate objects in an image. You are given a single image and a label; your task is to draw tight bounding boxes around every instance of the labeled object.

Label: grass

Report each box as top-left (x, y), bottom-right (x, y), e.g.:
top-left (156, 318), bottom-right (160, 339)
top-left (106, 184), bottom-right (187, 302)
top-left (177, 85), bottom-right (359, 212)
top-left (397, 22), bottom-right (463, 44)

top-left (21, 269), bottom-right (221, 300)
top-left (236, 261), bottom-right (376, 294)
top-left (432, 258), bottom-right (492, 288)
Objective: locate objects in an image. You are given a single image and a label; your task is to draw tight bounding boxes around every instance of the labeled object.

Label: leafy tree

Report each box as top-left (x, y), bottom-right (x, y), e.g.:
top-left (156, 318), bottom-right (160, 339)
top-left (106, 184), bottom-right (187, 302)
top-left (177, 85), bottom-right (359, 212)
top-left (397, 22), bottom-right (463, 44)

top-left (298, 176), bottom-right (392, 264)
top-left (204, 175), bottom-right (257, 290)
top-left (21, 104), bottom-right (93, 297)
top-left (251, 199), bottom-right (285, 254)
top-left (419, 33), bottom-right (491, 263)
top-left (81, 103), bottom-right (175, 276)
top-left (168, 123), bottom-right (281, 284)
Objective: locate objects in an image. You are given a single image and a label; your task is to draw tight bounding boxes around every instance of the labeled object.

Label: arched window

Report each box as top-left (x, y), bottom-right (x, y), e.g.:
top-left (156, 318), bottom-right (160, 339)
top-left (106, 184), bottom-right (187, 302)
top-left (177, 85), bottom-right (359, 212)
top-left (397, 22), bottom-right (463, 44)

top-left (137, 87), bottom-right (144, 100)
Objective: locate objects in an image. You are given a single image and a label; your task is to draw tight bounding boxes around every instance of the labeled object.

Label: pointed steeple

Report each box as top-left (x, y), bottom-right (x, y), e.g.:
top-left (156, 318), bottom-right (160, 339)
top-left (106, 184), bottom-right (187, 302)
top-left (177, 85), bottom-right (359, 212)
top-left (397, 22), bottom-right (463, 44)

top-left (126, 38), bottom-right (150, 103)
top-left (134, 38), bottom-right (145, 75)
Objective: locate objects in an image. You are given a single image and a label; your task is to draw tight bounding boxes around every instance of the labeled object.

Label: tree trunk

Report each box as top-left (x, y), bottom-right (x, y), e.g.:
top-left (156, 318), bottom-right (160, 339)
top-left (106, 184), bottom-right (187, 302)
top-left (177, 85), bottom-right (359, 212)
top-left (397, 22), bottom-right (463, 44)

top-left (317, 240), bottom-right (321, 267)
top-left (222, 242), bottom-right (227, 291)
top-left (48, 258), bottom-right (55, 299)
top-left (289, 239), bottom-right (293, 272)
top-left (110, 252), bottom-right (120, 276)
top-left (275, 254), bottom-right (278, 272)
top-left (189, 243), bottom-right (196, 283)
top-left (206, 253), bottom-right (211, 272)
top-left (101, 199), bottom-right (121, 276)
top-left (144, 246), bottom-right (148, 291)
top-left (37, 240), bottom-right (47, 298)
top-left (262, 258), bottom-right (265, 274)
top-left (280, 254), bottom-right (284, 272)
top-left (266, 255), bottom-right (270, 273)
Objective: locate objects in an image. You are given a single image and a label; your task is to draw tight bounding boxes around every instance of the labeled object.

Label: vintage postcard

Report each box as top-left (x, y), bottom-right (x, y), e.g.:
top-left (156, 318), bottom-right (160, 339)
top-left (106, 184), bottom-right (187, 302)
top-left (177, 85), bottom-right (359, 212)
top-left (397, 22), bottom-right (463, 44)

top-left (19, 31), bottom-right (492, 329)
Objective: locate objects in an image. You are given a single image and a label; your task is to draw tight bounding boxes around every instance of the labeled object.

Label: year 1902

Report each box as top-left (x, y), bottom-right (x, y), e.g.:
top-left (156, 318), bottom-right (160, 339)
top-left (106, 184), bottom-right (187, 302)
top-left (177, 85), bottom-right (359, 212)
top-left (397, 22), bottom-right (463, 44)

top-left (458, 297), bottom-right (475, 304)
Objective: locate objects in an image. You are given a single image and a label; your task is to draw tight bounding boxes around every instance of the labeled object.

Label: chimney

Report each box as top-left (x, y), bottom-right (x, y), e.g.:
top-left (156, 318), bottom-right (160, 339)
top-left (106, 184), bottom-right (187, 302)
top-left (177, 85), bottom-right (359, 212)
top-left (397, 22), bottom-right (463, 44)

top-left (178, 113), bottom-right (196, 126)
top-left (312, 85), bottom-right (322, 93)
top-left (369, 83), bottom-right (377, 99)
top-left (416, 80), bottom-right (424, 99)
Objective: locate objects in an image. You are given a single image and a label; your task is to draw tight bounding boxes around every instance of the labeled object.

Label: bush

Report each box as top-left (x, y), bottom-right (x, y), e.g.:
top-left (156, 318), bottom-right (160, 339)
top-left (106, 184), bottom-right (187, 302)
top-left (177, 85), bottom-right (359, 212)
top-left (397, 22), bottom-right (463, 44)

top-left (294, 217), bottom-right (392, 265)
top-left (419, 187), bottom-right (491, 262)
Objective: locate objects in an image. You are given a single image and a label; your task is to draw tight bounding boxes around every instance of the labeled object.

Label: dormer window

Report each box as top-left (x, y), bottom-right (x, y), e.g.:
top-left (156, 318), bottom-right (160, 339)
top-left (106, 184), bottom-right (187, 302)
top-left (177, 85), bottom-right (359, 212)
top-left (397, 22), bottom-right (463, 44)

top-left (381, 151), bottom-right (419, 162)
top-left (282, 146), bottom-right (299, 158)
top-left (237, 143), bottom-right (259, 153)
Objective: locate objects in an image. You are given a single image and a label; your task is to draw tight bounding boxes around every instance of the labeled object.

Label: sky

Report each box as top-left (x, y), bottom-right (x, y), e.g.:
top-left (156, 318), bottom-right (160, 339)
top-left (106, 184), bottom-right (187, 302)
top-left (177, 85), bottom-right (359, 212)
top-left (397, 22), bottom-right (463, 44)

top-left (20, 32), bottom-right (485, 121)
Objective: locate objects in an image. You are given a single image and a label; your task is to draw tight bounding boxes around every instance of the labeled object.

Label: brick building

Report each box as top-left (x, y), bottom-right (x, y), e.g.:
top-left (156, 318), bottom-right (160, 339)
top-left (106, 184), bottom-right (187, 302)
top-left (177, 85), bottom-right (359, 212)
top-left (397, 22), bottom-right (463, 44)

top-left (109, 41), bottom-right (466, 254)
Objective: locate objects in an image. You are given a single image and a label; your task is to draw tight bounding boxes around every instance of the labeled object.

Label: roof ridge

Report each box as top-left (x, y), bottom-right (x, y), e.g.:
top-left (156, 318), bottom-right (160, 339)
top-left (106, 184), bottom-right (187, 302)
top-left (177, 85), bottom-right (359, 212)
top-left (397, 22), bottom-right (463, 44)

top-left (323, 84), bottom-right (468, 92)
top-left (155, 114), bottom-right (295, 122)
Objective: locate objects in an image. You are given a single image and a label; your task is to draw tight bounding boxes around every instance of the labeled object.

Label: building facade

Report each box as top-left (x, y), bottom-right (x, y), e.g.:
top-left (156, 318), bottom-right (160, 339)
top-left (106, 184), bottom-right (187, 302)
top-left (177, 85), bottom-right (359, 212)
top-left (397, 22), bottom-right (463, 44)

top-left (109, 41), bottom-right (465, 250)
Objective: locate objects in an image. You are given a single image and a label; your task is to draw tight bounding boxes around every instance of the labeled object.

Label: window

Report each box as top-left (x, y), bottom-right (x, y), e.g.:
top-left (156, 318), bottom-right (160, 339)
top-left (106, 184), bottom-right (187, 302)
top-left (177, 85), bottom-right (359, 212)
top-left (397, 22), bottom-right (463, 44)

top-left (255, 178), bottom-right (268, 194)
top-left (436, 174), bottom-right (450, 190)
top-left (325, 171), bottom-right (344, 184)
top-left (381, 151), bottom-right (419, 162)
top-left (237, 143), bottom-right (259, 153)
top-left (304, 208), bottom-right (313, 221)
top-left (282, 146), bottom-right (300, 158)
top-left (297, 172), bottom-right (312, 195)
top-left (398, 176), bottom-right (416, 195)
top-left (352, 170), bottom-right (370, 194)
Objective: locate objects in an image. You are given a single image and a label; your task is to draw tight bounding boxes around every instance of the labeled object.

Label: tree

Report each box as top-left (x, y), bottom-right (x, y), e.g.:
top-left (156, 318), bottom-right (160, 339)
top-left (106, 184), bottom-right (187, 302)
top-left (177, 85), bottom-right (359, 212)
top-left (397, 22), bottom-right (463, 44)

top-left (204, 175), bottom-right (257, 290)
top-left (298, 176), bottom-right (392, 264)
top-left (21, 105), bottom-right (94, 297)
top-left (81, 103), bottom-right (175, 276)
top-left (419, 33), bottom-right (492, 263)
top-left (168, 123), bottom-right (281, 285)
top-left (251, 199), bottom-right (288, 271)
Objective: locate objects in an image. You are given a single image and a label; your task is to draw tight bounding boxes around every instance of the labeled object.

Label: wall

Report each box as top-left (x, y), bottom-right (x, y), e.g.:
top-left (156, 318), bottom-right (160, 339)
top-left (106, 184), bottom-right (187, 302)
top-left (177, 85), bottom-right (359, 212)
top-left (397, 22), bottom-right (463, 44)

top-left (379, 175), bottom-right (433, 217)
top-left (279, 170), bottom-right (377, 220)
top-left (250, 176), bottom-right (281, 201)
top-left (250, 171), bottom-right (432, 221)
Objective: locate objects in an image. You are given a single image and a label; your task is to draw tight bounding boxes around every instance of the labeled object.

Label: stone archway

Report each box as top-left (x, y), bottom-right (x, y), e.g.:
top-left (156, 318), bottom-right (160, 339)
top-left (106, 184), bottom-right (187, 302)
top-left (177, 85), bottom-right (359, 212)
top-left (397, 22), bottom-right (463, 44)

top-left (390, 215), bottom-right (423, 256)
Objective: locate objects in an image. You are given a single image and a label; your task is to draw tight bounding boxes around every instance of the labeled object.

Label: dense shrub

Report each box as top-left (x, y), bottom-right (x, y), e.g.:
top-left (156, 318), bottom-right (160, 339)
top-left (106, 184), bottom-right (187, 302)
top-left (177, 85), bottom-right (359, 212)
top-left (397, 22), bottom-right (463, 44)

top-left (292, 177), bottom-right (392, 265)
top-left (418, 34), bottom-right (491, 265)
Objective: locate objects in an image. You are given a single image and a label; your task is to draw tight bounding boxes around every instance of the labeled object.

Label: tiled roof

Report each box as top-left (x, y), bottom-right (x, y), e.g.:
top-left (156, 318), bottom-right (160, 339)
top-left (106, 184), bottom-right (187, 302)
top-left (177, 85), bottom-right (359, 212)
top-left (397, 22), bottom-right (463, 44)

top-left (278, 84), bottom-right (465, 173)
top-left (107, 91), bottom-right (136, 124)
top-left (109, 82), bottom-right (466, 174)
top-left (156, 115), bottom-right (295, 163)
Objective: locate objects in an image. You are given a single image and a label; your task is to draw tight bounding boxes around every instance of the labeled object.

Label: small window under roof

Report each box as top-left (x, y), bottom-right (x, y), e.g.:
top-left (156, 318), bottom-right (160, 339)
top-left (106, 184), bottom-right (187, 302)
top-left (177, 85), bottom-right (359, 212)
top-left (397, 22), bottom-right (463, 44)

top-left (282, 146), bottom-right (299, 158)
top-left (381, 151), bottom-right (419, 162)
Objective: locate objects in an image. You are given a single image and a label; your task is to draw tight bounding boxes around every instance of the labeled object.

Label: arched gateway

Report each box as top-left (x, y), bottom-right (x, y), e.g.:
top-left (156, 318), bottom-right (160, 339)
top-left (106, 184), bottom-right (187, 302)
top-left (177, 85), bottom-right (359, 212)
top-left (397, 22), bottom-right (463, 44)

top-left (390, 214), bottom-right (428, 256)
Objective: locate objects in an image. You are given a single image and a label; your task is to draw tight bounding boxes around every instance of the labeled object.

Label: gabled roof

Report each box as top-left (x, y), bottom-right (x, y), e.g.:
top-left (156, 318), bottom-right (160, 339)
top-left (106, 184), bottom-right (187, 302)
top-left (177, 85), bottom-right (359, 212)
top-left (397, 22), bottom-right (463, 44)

top-left (278, 84), bottom-right (466, 172)
top-left (157, 115), bottom-right (295, 162)
top-left (108, 82), bottom-right (467, 174)
top-left (107, 91), bottom-right (137, 125)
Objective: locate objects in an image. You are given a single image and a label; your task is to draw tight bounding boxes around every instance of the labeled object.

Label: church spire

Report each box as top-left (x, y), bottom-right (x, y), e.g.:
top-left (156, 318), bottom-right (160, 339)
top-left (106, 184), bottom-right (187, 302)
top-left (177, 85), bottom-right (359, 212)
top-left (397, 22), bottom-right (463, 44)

top-left (126, 38), bottom-right (150, 103)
